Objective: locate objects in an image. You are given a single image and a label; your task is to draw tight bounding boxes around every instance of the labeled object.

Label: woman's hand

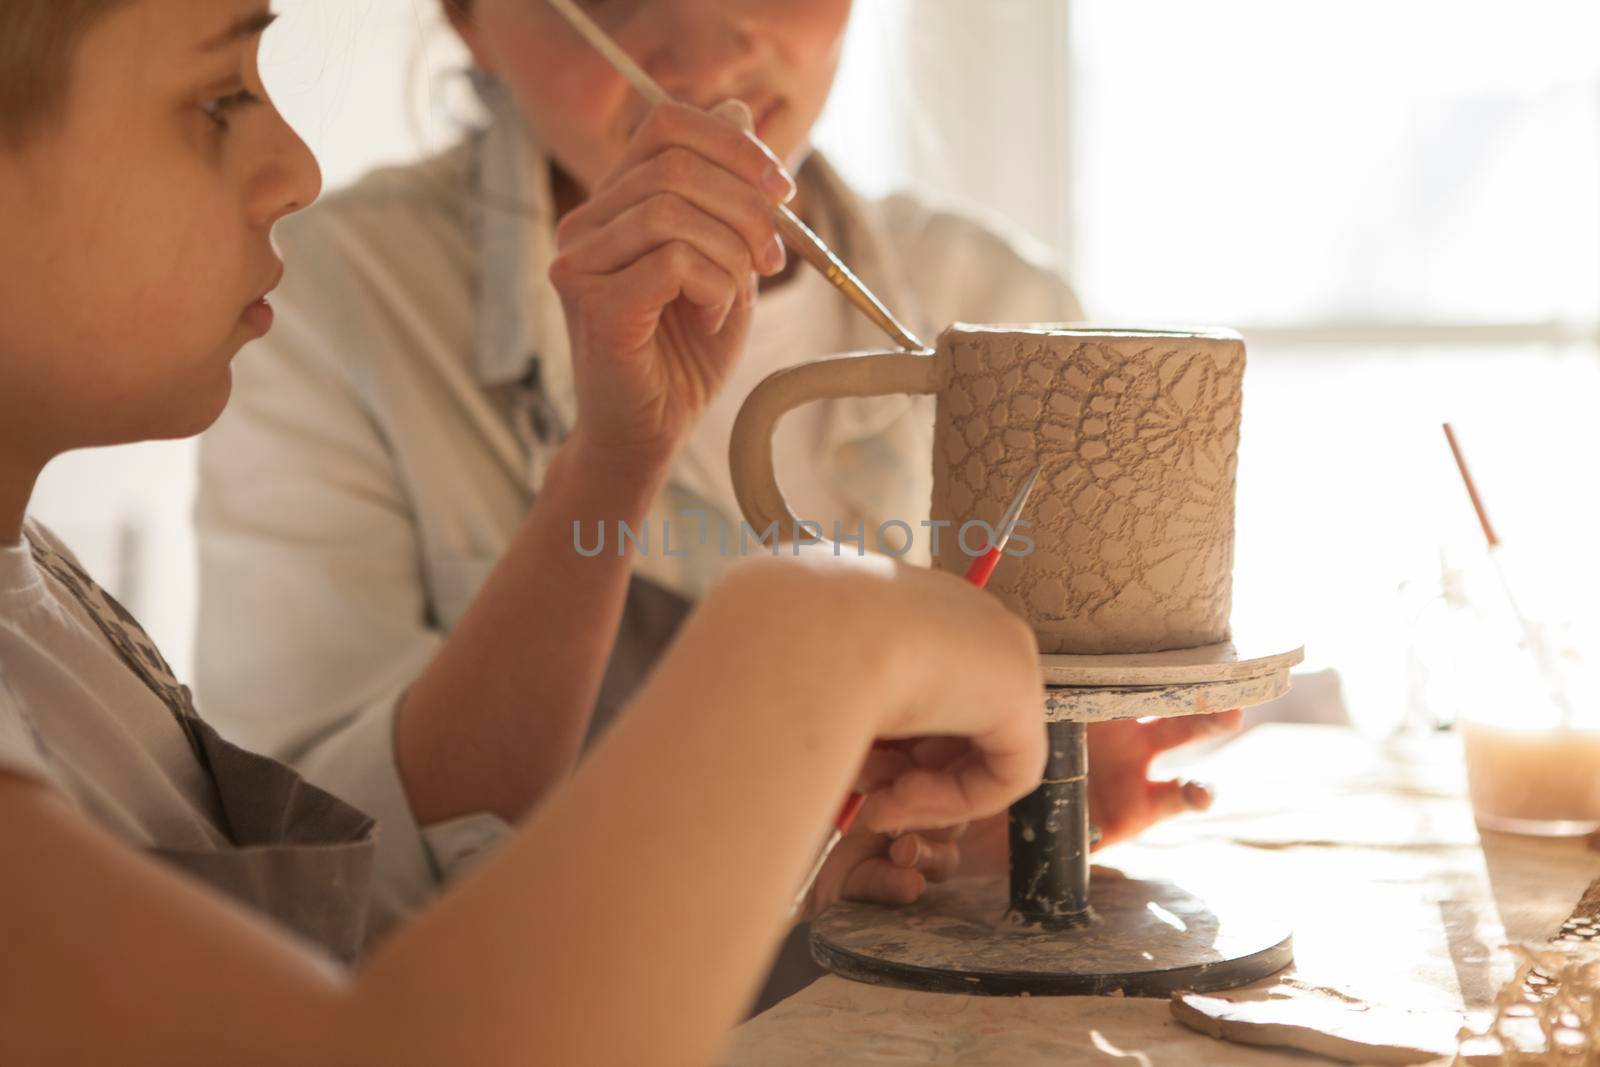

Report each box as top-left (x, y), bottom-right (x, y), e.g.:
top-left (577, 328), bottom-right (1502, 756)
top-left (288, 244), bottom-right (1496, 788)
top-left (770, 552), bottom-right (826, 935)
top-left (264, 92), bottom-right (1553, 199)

top-left (886, 712), bottom-right (1246, 880)
top-left (550, 100), bottom-right (795, 473)
top-left (906, 711), bottom-right (1245, 873)
top-left (1085, 710), bottom-right (1243, 848)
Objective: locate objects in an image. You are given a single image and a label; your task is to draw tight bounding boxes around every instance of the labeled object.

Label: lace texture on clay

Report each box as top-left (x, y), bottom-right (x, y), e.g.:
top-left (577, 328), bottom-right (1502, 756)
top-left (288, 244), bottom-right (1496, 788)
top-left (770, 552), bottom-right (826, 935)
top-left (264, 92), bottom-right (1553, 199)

top-left (930, 332), bottom-right (1245, 655)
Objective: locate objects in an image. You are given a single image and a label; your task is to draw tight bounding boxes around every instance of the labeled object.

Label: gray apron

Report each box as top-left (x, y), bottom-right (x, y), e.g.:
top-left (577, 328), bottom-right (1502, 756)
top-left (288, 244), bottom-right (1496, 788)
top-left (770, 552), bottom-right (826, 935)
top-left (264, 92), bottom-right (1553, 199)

top-left (26, 530), bottom-right (377, 963)
top-left (589, 573), bottom-right (694, 743)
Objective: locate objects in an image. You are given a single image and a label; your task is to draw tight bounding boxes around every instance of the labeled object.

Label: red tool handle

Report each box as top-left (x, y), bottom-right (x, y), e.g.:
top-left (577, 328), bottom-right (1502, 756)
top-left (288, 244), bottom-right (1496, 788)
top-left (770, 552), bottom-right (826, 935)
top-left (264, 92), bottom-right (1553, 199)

top-left (963, 547), bottom-right (1004, 588)
top-left (833, 791), bottom-right (866, 834)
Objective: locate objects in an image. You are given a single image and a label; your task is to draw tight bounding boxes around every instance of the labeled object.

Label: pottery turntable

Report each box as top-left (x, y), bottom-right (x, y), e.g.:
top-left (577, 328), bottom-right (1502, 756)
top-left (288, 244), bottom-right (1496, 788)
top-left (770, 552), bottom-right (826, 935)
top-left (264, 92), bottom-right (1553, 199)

top-left (732, 323), bottom-right (1300, 997)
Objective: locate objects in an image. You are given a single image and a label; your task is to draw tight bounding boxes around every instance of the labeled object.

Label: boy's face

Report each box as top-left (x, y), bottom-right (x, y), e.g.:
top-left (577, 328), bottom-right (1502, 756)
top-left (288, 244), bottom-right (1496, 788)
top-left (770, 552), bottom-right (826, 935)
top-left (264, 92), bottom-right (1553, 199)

top-left (454, 0), bottom-right (851, 188)
top-left (0, 0), bottom-right (319, 458)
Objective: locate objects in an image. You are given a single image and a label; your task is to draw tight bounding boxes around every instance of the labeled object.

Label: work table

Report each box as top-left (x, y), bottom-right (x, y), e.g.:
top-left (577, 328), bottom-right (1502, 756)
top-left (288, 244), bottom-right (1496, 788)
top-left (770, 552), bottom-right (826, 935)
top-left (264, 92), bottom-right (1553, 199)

top-left (719, 724), bottom-right (1599, 1065)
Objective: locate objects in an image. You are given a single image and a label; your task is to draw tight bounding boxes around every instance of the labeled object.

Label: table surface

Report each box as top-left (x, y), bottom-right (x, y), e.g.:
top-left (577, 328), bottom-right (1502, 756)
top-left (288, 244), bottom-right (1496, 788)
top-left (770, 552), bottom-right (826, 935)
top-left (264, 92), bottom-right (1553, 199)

top-left (718, 724), bottom-right (1600, 1066)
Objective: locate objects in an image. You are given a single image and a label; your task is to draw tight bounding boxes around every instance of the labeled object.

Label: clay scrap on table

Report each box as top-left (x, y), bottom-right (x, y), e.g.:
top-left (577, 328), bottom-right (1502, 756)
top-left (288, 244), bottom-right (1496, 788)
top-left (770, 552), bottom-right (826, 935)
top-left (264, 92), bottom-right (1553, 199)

top-left (1178, 941), bottom-right (1600, 1065)
top-left (1171, 985), bottom-right (1473, 1065)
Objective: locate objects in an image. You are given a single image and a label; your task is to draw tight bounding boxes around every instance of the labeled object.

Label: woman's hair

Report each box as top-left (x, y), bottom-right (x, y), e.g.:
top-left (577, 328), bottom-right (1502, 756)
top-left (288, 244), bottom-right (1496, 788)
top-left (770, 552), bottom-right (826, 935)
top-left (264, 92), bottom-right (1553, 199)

top-left (0, 0), bottom-right (130, 146)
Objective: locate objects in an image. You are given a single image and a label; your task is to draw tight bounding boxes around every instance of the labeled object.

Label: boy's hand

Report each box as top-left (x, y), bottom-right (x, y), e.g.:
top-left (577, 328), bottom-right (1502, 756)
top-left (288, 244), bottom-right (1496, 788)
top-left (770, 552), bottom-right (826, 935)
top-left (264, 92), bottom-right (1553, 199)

top-left (551, 100), bottom-right (795, 474)
top-left (844, 571), bottom-right (1045, 835)
top-left (704, 554), bottom-right (1047, 902)
top-left (798, 824), bottom-right (965, 922)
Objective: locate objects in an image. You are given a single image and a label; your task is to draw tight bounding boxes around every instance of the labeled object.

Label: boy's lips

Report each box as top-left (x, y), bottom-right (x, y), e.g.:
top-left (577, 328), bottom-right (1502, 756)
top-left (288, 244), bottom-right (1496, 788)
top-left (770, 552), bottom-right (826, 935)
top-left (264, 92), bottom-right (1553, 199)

top-left (240, 269), bottom-right (283, 337)
top-left (241, 296), bottom-right (275, 337)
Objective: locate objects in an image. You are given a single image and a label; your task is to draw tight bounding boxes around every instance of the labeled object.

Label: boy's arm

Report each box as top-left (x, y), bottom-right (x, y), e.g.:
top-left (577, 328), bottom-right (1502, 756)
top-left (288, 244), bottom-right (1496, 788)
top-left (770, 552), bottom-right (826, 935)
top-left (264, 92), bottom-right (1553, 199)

top-left (0, 561), bottom-right (1043, 1067)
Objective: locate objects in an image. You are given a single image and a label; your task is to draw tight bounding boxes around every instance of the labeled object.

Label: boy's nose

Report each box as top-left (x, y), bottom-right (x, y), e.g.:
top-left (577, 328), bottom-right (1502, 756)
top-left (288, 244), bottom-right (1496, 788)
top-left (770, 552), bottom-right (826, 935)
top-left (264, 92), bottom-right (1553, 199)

top-left (253, 115), bottom-right (323, 228)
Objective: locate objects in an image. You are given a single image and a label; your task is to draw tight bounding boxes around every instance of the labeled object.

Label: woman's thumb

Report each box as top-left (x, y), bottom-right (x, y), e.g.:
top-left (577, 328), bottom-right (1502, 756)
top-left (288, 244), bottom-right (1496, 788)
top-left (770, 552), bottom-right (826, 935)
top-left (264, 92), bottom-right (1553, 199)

top-left (710, 98), bottom-right (756, 132)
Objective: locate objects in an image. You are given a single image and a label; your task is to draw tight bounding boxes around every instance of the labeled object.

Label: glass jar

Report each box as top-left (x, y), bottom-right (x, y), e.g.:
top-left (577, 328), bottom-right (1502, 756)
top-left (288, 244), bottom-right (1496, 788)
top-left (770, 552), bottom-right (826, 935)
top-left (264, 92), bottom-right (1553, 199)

top-left (1408, 546), bottom-right (1599, 835)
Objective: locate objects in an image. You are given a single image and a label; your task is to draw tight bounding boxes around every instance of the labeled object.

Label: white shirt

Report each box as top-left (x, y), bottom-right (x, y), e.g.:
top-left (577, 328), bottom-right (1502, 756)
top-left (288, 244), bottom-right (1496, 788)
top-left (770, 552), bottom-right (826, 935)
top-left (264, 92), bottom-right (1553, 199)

top-left (678, 258), bottom-right (852, 532)
top-left (195, 86), bottom-right (1083, 922)
top-left (0, 521), bottom-right (228, 852)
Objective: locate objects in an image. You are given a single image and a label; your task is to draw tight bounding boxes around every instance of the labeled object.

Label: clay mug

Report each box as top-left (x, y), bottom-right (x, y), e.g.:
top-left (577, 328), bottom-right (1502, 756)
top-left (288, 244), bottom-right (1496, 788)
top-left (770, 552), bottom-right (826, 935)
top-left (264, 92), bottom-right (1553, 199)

top-left (729, 325), bottom-right (1246, 655)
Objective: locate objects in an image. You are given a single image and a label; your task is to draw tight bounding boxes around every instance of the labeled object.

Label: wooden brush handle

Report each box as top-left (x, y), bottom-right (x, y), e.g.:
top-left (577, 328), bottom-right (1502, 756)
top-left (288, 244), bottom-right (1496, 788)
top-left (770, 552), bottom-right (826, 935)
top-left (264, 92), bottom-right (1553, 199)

top-left (772, 206), bottom-right (927, 352)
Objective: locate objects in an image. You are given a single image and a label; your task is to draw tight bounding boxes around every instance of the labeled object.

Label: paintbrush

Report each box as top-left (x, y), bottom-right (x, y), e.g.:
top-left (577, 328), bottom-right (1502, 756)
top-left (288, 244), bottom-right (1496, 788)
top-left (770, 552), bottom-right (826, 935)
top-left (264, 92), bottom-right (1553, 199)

top-left (793, 467), bottom-right (1044, 914)
top-left (545, 0), bottom-right (928, 353)
top-left (1442, 423), bottom-right (1574, 725)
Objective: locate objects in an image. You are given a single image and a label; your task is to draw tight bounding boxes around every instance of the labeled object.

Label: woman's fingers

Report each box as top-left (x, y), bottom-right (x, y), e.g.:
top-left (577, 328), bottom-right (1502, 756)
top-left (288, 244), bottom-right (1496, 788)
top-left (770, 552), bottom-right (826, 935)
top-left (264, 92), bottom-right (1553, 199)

top-left (707, 98), bottom-right (757, 133)
top-left (606, 241), bottom-right (736, 314)
top-left (1137, 709), bottom-right (1243, 756)
top-left (1140, 778), bottom-right (1217, 826)
top-left (554, 240), bottom-right (750, 348)
top-left (557, 192), bottom-right (763, 289)
top-left (599, 101), bottom-right (795, 206)
top-left (1092, 777), bottom-right (1217, 851)
top-left (552, 100), bottom-right (791, 347)
top-left (562, 149), bottom-right (785, 277)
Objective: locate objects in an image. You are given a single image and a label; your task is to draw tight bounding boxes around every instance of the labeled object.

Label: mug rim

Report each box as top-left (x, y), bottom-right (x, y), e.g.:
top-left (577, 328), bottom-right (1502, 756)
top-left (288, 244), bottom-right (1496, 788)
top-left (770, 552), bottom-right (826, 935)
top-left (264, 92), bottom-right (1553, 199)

top-left (946, 322), bottom-right (1243, 342)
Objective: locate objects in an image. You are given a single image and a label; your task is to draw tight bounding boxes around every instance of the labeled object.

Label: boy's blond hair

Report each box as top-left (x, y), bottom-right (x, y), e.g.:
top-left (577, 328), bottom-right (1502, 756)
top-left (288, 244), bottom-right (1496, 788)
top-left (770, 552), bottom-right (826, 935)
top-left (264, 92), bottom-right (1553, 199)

top-left (0, 0), bottom-right (130, 146)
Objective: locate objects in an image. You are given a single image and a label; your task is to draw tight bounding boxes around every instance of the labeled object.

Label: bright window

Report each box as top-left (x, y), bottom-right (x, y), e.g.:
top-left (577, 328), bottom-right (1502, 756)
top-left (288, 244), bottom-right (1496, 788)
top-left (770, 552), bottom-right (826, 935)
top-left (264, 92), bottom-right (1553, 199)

top-left (1067, 0), bottom-right (1600, 726)
top-left (1070, 0), bottom-right (1600, 328)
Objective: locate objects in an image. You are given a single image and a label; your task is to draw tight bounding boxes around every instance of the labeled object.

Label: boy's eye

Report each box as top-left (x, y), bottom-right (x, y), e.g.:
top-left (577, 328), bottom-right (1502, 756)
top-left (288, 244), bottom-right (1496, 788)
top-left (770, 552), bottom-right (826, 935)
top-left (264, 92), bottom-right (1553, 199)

top-left (200, 88), bottom-right (263, 132)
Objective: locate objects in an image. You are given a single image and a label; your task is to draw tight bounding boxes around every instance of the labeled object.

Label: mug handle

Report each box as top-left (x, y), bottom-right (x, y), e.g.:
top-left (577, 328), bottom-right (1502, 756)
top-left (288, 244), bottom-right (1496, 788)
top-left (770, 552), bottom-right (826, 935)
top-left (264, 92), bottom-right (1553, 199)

top-left (730, 349), bottom-right (939, 544)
